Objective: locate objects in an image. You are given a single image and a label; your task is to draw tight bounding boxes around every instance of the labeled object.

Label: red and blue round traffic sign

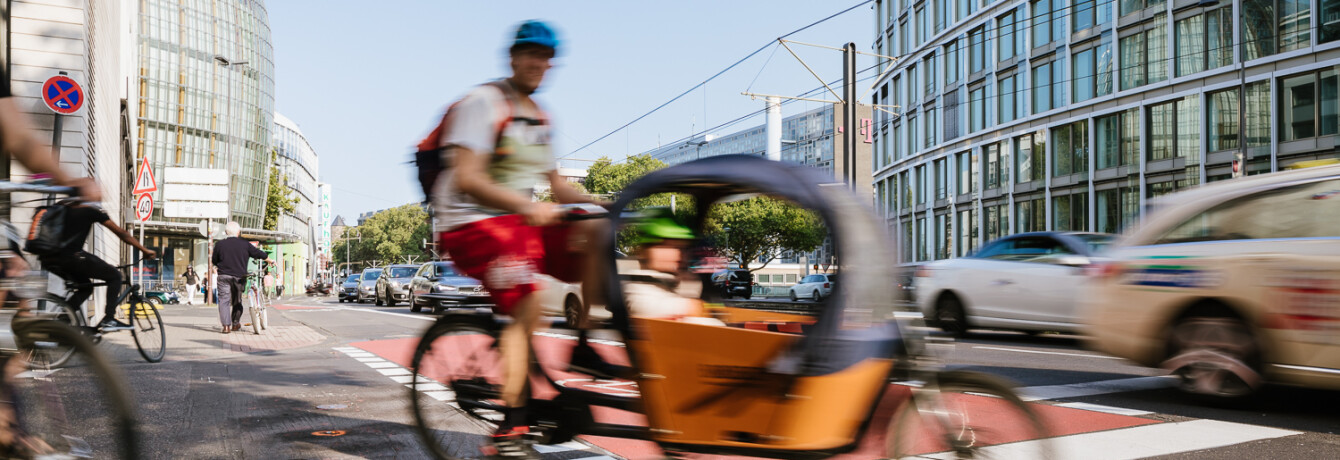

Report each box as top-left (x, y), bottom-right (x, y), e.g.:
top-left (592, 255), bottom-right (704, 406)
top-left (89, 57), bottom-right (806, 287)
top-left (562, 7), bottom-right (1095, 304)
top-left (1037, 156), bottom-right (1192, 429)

top-left (42, 75), bottom-right (83, 115)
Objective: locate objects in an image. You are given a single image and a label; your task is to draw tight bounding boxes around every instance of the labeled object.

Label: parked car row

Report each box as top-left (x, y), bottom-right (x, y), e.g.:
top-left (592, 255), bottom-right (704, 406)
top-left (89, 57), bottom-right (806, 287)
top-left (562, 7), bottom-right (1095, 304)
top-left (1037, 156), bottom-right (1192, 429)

top-left (912, 163), bottom-right (1340, 401)
top-left (333, 260), bottom-right (587, 318)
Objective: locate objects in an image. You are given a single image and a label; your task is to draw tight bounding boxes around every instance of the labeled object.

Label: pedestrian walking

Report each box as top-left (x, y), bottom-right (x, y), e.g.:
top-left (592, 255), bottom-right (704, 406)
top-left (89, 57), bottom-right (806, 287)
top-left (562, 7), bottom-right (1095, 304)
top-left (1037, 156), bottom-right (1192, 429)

top-left (212, 222), bottom-right (271, 334)
top-left (182, 266), bottom-right (200, 305)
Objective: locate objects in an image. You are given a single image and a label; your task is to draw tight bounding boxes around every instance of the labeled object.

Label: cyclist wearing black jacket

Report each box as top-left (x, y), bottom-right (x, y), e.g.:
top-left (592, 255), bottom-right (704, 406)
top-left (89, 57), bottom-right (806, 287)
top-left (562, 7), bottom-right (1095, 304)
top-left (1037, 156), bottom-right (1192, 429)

top-left (39, 203), bottom-right (158, 331)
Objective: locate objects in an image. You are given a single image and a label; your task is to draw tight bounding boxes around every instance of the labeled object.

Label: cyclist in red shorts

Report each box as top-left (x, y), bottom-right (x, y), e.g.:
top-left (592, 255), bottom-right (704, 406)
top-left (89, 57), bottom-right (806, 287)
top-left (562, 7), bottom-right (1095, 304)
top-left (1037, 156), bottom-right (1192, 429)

top-left (431, 20), bottom-right (603, 459)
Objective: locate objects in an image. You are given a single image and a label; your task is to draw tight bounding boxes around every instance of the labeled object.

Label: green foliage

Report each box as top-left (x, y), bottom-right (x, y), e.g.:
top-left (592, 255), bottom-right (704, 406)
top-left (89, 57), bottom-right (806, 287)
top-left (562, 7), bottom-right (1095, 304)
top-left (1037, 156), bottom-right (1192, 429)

top-left (584, 154), bottom-right (696, 253)
top-left (703, 197), bottom-right (826, 271)
top-left (263, 150), bottom-right (299, 231)
top-left (331, 204), bottom-right (431, 270)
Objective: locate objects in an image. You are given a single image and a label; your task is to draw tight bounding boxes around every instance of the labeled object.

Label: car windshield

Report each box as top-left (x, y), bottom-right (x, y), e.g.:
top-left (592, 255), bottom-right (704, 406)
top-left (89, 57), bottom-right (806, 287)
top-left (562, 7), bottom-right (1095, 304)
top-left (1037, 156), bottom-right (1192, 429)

top-left (346, 274), bottom-right (360, 282)
top-left (388, 267), bottom-right (417, 278)
top-left (362, 271), bottom-right (381, 280)
top-left (435, 263), bottom-right (459, 277)
top-left (1072, 234), bottom-right (1115, 253)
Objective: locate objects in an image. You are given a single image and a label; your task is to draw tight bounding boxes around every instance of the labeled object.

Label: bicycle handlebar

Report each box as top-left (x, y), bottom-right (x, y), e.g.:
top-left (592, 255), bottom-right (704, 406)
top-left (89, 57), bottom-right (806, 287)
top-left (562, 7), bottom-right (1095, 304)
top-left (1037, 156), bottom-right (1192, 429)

top-left (556, 203), bottom-right (610, 221)
top-left (0, 181), bottom-right (77, 195)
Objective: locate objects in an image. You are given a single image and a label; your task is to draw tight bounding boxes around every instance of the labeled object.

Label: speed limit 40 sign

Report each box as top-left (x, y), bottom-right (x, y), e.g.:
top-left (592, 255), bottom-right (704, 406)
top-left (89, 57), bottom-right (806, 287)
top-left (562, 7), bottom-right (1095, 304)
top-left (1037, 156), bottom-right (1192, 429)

top-left (135, 193), bottom-right (153, 222)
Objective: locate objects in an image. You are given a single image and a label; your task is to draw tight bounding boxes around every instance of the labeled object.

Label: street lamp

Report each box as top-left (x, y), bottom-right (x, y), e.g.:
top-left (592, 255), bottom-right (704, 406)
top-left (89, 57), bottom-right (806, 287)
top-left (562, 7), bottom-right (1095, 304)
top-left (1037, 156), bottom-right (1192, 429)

top-left (215, 55), bottom-right (249, 220)
top-left (686, 139), bottom-right (708, 161)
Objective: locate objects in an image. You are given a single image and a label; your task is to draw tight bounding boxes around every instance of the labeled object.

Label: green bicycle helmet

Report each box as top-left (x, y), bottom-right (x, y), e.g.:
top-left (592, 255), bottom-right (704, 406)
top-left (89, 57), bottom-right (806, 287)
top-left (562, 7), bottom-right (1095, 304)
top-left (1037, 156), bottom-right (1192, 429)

top-left (632, 208), bottom-right (694, 245)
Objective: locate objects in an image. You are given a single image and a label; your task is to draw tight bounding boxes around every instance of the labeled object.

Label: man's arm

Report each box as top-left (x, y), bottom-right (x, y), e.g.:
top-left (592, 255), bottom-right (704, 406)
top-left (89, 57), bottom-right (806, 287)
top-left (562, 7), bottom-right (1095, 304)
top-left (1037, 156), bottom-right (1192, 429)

top-left (247, 243), bottom-right (270, 260)
top-left (101, 219), bottom-right (157, 259)
top-left (0, 98), bottom-right (101, 201)
top-left (453, 146), bottom-right (559, 226)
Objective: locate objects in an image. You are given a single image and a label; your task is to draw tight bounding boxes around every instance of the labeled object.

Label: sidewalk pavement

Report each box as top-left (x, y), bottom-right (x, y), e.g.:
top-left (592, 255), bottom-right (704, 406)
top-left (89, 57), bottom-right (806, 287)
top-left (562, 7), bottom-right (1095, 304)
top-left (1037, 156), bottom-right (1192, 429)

top-left (97, 297), bottom-right (330, 364)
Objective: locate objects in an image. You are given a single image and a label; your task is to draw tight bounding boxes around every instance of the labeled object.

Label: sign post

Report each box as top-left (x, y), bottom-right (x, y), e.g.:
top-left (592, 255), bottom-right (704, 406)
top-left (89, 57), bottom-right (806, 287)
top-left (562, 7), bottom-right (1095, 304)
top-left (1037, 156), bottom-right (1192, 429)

top-left (132, 158), bottom-right (157, 290)
top-left (42, 72), bottom-right (83, 160)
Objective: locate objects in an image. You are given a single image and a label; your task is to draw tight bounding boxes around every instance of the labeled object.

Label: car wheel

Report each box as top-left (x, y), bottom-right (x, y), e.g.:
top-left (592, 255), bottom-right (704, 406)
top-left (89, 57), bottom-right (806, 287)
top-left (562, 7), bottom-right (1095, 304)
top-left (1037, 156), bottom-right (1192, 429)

top-left (743, 292), bottom-right (752, 300)
top-left (935, 294), bottom-right (969, 338)
top-left (812, 290), bottom-right (822, 302)
top-left (789, 290), bottom-right (797, 302)
top-left (410, 294), bottom-right (422, 313)
top-left (1162, 312), bottom-right (1262, 401)
top-left (562, 294), bottom-right (583, 328)
top-left (375, 290), bottom-right (384, 306)
top-left (386, 295), bottom-right (396, 307)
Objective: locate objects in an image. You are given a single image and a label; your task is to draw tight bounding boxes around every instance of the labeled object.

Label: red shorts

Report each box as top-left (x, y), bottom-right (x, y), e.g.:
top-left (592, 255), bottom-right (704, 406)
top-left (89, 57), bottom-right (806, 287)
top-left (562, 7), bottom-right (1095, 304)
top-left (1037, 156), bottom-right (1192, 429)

top-left (438, 214), bottom-right (581, 315)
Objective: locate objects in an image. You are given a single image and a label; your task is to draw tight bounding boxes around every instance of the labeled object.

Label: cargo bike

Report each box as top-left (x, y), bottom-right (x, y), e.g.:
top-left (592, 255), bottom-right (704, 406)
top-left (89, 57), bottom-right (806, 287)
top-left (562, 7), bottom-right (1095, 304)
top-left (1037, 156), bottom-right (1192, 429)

top-left (409, 156), bottom-right (1052, 459)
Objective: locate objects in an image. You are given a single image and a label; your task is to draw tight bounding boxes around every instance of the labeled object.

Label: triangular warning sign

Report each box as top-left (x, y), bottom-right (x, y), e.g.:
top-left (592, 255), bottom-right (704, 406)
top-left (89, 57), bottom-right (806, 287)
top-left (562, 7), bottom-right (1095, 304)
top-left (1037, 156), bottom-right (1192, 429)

top-left (132, 156), bottom-right (158, 194)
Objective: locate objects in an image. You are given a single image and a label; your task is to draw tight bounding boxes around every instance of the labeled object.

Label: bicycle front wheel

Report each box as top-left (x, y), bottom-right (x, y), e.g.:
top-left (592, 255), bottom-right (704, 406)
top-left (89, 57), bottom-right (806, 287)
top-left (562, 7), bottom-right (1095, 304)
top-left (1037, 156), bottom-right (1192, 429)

top-left (410, 313), bottom-right (504, 460)
top-left (125, 297), bottom-right (166, 363)
top-left (887, 370), bottom-right (1052, 459)
top-left (7, 318), bottom-right (139, 459)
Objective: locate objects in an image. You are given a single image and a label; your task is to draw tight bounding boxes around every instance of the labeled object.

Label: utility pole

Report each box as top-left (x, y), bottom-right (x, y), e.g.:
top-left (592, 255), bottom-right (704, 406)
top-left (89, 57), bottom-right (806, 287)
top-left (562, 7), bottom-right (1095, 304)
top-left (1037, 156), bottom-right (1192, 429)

top-left (843, 42), bottom-right (858, 191)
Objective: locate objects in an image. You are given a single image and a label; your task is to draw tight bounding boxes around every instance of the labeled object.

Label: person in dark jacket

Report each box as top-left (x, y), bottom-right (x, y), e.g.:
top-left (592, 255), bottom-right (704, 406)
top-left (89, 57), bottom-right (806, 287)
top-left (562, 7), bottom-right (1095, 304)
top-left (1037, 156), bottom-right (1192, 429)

top-left (182, 266), bottom-right (200, 305)
top-left (212, 221), bottom-right (271, 333)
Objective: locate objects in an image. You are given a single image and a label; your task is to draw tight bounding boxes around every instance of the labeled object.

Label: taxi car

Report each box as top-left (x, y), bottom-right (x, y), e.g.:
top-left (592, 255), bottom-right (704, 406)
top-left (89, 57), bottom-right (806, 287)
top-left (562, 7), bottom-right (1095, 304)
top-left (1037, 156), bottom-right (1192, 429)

top-left (1083, 164), bottom-right (1340, 400)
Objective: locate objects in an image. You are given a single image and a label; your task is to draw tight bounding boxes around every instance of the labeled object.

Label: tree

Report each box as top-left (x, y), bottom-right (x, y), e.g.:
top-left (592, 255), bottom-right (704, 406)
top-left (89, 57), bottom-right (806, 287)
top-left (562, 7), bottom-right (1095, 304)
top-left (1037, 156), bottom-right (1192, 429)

top-left (263, 150), bottom-right (299, 231)
top-left (703, 197), bottom-right (826, 272)
top-left (331, 204), bottom-right (431, 269)
top-left (584, 154), bottom-right (696, 253)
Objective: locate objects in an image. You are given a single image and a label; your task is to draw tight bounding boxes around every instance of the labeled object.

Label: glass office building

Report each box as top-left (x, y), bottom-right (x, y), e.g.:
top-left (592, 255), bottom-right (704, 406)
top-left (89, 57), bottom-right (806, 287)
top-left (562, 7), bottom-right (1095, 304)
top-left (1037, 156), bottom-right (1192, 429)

top-left (136, 0), bottom-right (275, 229)
top-left (872, 0), bottom-right (1340, 263)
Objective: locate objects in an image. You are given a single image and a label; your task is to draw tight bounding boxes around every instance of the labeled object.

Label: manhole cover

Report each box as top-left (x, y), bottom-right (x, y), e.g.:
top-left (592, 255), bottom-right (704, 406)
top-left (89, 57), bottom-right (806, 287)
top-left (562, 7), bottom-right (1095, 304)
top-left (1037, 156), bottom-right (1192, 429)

top-left (316, 404), bottom-right (347, 410)
top-left (312, 430), bottom-right (345, 437)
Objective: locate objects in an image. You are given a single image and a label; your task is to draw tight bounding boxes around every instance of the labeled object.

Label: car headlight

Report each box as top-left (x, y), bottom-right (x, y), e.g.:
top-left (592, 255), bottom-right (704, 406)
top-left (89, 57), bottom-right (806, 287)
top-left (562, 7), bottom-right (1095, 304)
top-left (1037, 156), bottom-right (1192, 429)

top-left (435, 284), bottom-right (457, 293)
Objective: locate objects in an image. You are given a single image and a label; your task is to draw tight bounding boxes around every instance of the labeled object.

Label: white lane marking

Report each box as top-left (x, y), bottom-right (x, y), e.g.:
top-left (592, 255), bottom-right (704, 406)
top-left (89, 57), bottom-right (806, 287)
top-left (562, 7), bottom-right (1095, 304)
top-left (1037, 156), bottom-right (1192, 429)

top-left (972, 346), bottom-right (1124, 360)
top-left (920, 419), bottom-right (1298, 460)
top-left (1054, 402), bottom-right (1152, 416)
top-left (332, 346), bottom-right (607, 457)
top-left (1017, 376), bottom-right (1175, 401)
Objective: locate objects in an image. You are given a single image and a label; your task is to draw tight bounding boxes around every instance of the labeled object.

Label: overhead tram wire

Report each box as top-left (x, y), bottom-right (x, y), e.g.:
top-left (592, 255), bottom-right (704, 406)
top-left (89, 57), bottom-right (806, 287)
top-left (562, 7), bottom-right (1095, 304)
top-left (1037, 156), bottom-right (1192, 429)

top-left (560, 0), bottom-right (876, 161)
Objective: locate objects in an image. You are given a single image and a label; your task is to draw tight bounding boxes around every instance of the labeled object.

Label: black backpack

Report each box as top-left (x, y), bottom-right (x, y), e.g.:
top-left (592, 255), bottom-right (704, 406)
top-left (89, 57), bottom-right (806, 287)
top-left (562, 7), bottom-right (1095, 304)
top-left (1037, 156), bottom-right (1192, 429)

top-left (24, 204), bottom-right (78, 256)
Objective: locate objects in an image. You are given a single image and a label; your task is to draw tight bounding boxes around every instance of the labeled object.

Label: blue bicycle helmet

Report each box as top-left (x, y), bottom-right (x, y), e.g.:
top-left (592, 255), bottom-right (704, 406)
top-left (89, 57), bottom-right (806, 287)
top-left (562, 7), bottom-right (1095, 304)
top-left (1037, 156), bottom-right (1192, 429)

top-left (512, 20), bottom-right (559, 53)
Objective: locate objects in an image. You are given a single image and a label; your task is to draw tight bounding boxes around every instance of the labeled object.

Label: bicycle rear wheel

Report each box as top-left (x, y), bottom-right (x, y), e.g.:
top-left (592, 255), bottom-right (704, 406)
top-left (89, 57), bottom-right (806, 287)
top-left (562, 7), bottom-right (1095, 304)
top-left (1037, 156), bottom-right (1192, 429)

top-left (409, 313), bottom-right (505, 460)
top-left (125, 296), bottom-right (166, 363)
top-left (25, 296), bottom-right (85, 368)
top-left (248, 288), bottom-right (262, 335)
top-left (887, 371), bottom-right (1052, 459)
top-left (6, 318), bottom-right (139, 459)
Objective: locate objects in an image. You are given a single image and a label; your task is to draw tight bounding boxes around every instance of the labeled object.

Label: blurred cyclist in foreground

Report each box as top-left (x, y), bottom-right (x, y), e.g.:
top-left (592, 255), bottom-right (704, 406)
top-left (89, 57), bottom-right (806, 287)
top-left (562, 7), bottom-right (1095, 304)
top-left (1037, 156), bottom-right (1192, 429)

top-left (429, 20), bottom-right (603, 459)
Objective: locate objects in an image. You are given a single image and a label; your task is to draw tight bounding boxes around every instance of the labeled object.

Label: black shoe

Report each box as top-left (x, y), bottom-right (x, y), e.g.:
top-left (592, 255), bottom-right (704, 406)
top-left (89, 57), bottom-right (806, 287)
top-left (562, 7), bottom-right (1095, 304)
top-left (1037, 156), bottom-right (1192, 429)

top-left (568, 342), bottom-right (633, 380)
top-left (481, 427), bottom-right (541, 460)
top-left (97, 319), bottom-right (134, 331)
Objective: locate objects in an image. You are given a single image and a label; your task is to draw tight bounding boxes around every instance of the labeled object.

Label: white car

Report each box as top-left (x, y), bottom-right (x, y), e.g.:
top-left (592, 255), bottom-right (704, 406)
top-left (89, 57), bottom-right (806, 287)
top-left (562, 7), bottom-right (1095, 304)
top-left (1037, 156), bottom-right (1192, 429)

top-left (915, 232), bottom-right (1115, 337)
top-left (1083, 164), bottom-right (1340, 400)
top-left (789, 274), bottom-right (838, 301)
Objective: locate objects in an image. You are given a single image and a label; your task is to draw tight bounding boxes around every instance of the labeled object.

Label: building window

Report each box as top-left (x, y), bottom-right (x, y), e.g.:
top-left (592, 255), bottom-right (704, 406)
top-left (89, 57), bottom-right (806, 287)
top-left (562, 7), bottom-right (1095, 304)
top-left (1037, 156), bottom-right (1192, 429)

top-left (945, 40), bottom-right (961, 84)
top-left (1097, 186), bottom-right (1138, 233)
top-left (1208, 88), bottom-right (1239, 152)
top-left (985, 143), bottom-right (1003, 189)
top-left (998, 8), bottom-right (1026, 62)
top-left (935, 213), bottom-right (951, 259)
top-left (1120, 0), bottom-right (1164, 16)
top-left (1246, 81), bottom-right (1272, 147)
top-left (1032, 0), bottom-right (1066, 47)
top-left (1119, 18), bottom-right (1168, 91)
top-left (1281, 70), bottom-right (1339, 142)
top-left (916, 217), bottom-right (928, 261)
top-left (935, 158), bottom-right (948, 200)
top-left (1147, 95), bottom-right (1199, 161)
top-left (998, 73), bottom-right (1025, 124)
top-left (908, 64), bottom-right (919, 106)
top-left (901, 170), bottom-right (913, 208)
top-left (969, 26), bottom-right (987, 74)
top-left (1053, 192), bottom-right (1089, 231)
top-left (957, 0), bottom-right (977, 22)
top-left (1016, 198), bottom-right (1046, 232)
top-left (1016, 131), bottom-right (1046, 183)
top-left (924, 54), bottom-right (938, 96)
top-left (918, 5), bottom-right (930, 44)
top-left (985, 203), bottom-right (1009, 241)
top-left (1242, 0), bottom-right (1312, 60)
top-left (1096, 109), bottom-right (1138, 169)
top-left (956, 208), bottom-right (978, 256)
top-left (1052, 120), bottom-right (1089, 176)
top-left (1072, 0), bottom-right (1111, 33)
top-left (1032, 57), bottom-right (1066, 113)
top-left (1175, 8), bottom-right (1232, 78)
top-left (925, 105), bottom-right (939, 147)
top-left (935, 1), bottom-right (947, 33)
top-left (1072, 34), bottom-right (1113, 102)
top-left (1325, 0), bottom-right (1340, 43)
top-left (957, 150), bottom-right (979, 195)
top-left (969, 86), bottom-right (986, 132)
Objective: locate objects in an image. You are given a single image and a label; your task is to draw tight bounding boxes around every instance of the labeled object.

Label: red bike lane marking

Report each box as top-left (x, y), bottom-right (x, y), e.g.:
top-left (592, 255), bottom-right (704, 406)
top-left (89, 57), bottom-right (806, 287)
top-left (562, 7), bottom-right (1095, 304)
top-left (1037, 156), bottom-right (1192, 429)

top-left (350, 336), bottom-right (1160, 459)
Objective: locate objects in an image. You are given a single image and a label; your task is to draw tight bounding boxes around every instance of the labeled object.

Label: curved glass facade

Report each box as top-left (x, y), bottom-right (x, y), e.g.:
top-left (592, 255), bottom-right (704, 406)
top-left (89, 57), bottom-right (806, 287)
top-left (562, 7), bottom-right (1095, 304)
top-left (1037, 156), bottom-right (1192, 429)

top-left (872, 0), bottom-right (1340, 263)
top-left (137, 0), bottom-right (275, 229)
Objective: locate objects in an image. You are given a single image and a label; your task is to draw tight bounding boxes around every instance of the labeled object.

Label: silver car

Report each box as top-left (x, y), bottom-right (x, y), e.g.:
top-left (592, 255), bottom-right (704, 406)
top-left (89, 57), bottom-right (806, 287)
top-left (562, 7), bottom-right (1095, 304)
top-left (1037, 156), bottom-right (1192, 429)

top-left (355, 268), bottom-right (382, 303)
top-left (375, 264), bottom-right (419, 307)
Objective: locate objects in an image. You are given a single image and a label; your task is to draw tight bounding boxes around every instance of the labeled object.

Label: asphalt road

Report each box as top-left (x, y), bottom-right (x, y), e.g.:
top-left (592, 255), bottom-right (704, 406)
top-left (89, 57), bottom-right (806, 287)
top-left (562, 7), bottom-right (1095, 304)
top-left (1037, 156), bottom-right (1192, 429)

top-left (113, 295), bottom-right (1340, 459)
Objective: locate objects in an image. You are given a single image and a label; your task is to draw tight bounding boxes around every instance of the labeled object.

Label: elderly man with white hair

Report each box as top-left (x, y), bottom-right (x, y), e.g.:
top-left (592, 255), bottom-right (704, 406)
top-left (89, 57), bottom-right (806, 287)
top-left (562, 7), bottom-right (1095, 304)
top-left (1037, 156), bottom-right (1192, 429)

top-left (212, 221), bottom-right (271, 333)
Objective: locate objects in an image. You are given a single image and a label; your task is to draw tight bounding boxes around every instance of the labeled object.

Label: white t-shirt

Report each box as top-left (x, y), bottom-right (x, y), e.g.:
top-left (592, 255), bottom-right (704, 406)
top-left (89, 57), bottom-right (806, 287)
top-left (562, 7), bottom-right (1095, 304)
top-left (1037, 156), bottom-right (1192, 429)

top-left (433, 82), bottom-right (556, 231)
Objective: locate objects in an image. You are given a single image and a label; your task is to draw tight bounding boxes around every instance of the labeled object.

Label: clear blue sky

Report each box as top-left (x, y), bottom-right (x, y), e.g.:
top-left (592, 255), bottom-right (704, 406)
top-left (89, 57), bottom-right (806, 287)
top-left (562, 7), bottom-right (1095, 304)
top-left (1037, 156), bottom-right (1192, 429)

top-left (269, 1), bottom-right (874, 222)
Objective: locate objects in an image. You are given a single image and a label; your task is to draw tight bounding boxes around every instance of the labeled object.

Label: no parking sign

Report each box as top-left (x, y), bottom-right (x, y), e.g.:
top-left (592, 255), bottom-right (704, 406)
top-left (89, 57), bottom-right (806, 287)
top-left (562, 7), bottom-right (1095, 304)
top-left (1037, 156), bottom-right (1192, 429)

top-left (41, 75), bottom-right (83, 114)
